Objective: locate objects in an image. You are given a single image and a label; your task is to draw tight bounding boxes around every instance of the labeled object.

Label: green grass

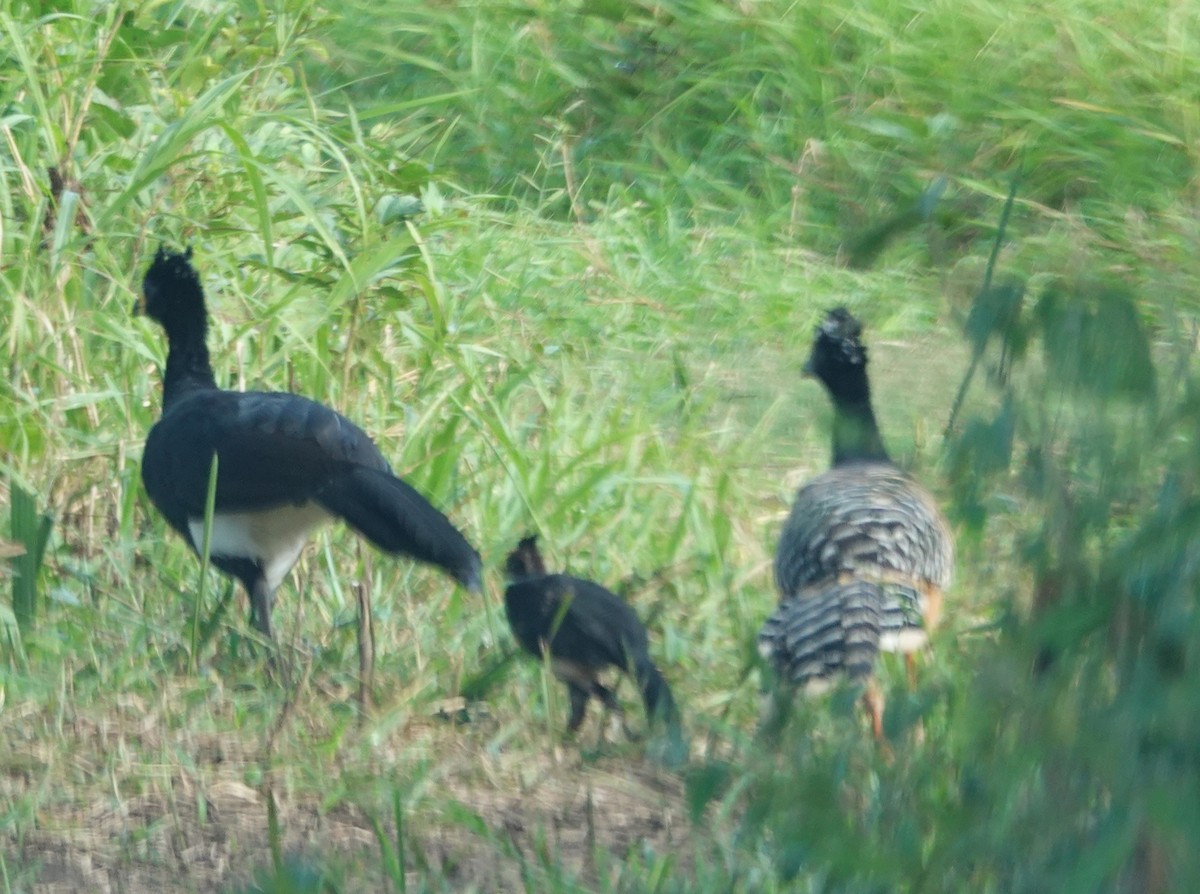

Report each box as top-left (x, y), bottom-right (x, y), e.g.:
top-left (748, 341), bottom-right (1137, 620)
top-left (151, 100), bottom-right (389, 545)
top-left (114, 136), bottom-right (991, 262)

top-left (3, 0), bottom-right (1200, 890)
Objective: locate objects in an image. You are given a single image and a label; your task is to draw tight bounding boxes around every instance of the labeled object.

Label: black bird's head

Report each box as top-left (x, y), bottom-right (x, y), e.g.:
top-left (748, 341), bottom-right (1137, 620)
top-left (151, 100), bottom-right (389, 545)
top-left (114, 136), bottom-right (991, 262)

top-left (505, 535), bottom-right (547, 581)
top-left (803, 307), bottom-right (871, 404)
top-left (136, 246), bottom-right (206, 338)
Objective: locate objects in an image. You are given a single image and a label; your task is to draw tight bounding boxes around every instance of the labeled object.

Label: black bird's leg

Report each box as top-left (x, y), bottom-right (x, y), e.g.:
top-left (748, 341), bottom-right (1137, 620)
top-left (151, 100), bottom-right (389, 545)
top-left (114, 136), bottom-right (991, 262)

top-left (567, 683), bottom-right (591, 732)
top-left (591, 681), bottom-right (622, 714)
top-left (249, 579), bottom-right (276, 641)
top-left (591, 681), bottom-right (634, 740)
top-left (247, 575), bottom-right (290, 684)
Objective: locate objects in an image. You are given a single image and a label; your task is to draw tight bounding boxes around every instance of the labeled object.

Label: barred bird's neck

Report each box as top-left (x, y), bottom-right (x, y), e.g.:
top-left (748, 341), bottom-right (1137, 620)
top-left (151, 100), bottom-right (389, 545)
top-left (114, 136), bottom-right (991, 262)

top-left (830, 397), bottom-right (890, 466)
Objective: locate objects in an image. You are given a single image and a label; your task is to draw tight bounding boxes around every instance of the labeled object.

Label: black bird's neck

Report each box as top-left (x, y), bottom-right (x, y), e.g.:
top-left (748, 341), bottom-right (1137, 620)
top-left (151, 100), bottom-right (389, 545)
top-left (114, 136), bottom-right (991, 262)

top-left (506, 565), bottom-right (547, 585)
top-left (830, 396), bottom-right (891, 466)
top-left (161, 328), bottom-right (217, 409)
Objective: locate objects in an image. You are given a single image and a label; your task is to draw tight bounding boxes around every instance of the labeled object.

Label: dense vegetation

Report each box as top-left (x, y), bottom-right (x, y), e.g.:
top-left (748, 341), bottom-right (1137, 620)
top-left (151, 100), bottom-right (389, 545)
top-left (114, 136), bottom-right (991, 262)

top-left (3, 0), bottom-right (1198, 890)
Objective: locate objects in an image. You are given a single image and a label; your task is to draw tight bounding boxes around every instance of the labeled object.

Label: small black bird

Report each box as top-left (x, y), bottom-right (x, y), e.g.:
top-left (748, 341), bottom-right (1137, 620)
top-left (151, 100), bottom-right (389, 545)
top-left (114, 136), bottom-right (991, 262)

top-left (760, 308), bottom-right (953, 736)
top-left (503, 535), bottom-right (682, 751)
top-left (135, 246), bottom-right (482, 651)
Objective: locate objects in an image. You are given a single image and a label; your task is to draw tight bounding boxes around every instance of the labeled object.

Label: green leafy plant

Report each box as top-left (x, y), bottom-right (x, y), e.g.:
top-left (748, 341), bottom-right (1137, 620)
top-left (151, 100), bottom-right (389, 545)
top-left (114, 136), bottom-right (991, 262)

top-left (7, 481), bottom-right (53, 636)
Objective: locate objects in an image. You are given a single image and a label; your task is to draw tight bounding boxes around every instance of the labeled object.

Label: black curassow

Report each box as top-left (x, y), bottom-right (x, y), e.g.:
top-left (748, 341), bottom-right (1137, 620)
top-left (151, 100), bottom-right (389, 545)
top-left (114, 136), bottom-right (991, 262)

top-left (504, 535), bottom-right (684, 758)
top-left (758, 307), bottom-right (953, 737)
top-left (135, 247), bottom-right (482, 654)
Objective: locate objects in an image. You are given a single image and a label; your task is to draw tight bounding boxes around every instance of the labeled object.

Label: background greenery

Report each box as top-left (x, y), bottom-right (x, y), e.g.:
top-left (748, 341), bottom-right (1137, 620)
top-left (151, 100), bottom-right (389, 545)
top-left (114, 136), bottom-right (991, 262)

top-left (2, 0), bottom-right (1198, 890)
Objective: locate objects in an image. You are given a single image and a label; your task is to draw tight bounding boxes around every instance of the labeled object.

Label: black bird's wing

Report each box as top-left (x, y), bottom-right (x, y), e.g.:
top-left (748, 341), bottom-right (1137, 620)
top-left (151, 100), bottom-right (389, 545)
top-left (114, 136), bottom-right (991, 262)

top-left (142, 389), bottom-right (388, 529)
top-left (142, 388), bottom-right (481, 589)
top-left (554, 576), bottom-right (651, 670)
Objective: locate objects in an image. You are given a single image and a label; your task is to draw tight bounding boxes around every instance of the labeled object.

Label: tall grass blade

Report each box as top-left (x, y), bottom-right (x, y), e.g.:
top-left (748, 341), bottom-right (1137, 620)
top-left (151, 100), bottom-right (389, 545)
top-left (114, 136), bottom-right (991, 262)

top-left (9, 482), bottom-right (53, 635)
top-left (189, 452), bottom-right (220, 673)
top-left (944, 162), bottom-right (1024, 436)
top-left (47, 188), bottom-right (79, 267)
top-left (406, 220), bottom-right (446, 336)
top-left (217, 122), bottom-right (275, 270)
top-left (328, 234), bottom-right (419, 308)
top-left (391, 786), bottom-right (407, 894)
top-left (267, 783), bottom-right (284, 876)
top-left (367, 787), bottom-right (407, 893)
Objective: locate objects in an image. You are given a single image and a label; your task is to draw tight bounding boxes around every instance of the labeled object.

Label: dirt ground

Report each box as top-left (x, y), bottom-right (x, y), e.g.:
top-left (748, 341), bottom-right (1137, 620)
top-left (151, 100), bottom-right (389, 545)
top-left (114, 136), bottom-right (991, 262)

top-left (4, 707), bottom-right (689, 893)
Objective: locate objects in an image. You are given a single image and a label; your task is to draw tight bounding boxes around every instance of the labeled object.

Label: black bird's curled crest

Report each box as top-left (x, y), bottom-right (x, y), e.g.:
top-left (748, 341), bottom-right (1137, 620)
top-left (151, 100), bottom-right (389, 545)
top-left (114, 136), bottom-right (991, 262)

top-left (140, 245), bottom-right (199, 321)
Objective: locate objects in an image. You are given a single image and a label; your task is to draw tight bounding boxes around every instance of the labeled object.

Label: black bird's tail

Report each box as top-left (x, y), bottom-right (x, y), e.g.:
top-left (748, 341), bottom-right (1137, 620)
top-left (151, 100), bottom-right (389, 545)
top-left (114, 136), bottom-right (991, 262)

top-left (635, 658), bottom-right (675, 723)
top-left (636, 657), bottom-right (686, 765)
top-left (317, 467), bottom-right (482, 591)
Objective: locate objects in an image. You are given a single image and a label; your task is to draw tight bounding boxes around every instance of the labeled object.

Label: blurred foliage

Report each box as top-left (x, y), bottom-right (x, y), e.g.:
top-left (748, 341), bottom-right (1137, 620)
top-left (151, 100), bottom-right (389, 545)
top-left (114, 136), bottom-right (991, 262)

top-left (2, 0), bottom-right (1200, 890)
top-left (692, 240), bottom-right (1200, 892)
top-left (322, 0), bottom-right (1199, 264)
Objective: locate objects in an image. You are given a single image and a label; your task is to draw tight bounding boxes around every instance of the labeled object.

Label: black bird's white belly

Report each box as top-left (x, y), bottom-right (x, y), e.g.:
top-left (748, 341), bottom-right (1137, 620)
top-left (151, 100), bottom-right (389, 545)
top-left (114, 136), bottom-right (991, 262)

top-left (187, 503), bottom-right (332, 591)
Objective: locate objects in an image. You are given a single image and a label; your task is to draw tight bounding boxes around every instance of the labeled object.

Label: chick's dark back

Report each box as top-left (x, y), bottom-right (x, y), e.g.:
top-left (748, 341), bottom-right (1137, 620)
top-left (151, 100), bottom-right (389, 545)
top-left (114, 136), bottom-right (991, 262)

top-left (504, 574), bottom-right (650, 671)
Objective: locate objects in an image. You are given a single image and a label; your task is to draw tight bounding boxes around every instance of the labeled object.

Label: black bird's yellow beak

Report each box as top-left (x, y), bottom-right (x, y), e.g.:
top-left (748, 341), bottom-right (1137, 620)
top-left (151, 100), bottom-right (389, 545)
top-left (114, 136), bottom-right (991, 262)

top-left (132, 295), bottom-right (146, 316)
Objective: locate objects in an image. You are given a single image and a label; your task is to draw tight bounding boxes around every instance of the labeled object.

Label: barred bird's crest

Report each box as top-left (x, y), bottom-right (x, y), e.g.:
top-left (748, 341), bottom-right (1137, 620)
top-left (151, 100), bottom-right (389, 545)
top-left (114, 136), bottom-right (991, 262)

top-left (815, 306), bottom-right (867, 368)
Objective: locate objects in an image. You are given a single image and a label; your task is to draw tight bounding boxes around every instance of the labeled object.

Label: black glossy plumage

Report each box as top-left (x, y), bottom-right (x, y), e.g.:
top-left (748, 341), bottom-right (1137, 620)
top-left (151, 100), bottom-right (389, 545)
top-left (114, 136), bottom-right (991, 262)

top-left (136, 247), bottom-right (481, 642)
top-left (503, 536), bottom-right (680, 740)
top-left (760, 307), bottom-right (953, 696)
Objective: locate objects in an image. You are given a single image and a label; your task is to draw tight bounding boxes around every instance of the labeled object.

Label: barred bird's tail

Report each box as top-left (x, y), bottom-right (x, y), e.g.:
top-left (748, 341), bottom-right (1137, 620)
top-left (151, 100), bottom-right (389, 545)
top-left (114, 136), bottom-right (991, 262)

top-left (757, 578), bottom-right (889, 693)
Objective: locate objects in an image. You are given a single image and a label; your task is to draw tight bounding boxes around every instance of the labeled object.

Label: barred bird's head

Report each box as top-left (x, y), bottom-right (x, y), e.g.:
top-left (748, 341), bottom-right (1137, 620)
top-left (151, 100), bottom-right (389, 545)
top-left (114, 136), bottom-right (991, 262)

top-left (803, 307), bottom-right (870, 403)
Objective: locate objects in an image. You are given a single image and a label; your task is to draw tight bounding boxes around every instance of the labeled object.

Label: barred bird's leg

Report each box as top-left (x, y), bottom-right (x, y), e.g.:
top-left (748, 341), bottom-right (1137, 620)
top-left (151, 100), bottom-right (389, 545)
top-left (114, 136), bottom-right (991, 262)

top-left (902, 651), bottom-right (927, 745)
top-left (863, 678), bottom-right (885, 741)
top-left (863, 679), bottom-right (897, 762)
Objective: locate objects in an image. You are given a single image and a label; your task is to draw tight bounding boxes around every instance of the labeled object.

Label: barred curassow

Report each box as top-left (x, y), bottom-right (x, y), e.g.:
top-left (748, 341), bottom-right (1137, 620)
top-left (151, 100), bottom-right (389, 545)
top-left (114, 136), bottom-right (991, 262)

top-left (504, 535), bottom-right (684, 758)
top-left (135, 247), bottom-right (482, 661)
top-left (758, 307), bottom-right (953, 736)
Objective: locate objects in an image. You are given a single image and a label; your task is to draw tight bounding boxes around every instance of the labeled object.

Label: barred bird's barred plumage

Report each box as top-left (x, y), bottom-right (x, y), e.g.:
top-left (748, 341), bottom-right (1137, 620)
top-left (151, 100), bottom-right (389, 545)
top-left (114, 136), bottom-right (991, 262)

top-left (759, 308), bottom-right (953, 716)
top-left (773, 465), bottom-right (951, 655)
top-left (758, 578), bottom-right (889, 692)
